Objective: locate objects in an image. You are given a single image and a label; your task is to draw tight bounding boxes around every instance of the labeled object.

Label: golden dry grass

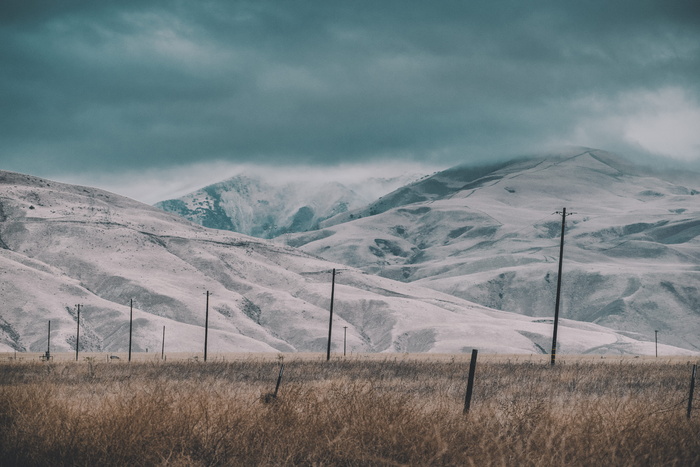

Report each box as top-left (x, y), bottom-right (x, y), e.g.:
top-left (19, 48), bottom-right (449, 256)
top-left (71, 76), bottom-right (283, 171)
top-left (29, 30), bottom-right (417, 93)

top-left (0, 355), bottom-right (698, 466)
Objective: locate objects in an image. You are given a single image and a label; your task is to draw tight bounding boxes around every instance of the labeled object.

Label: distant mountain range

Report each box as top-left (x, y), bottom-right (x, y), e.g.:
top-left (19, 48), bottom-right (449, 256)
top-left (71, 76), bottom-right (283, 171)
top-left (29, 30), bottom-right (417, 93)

top-left (0, 168), bottom-right (684, 356)
top-left (158, 148), bottom-right (700, 351)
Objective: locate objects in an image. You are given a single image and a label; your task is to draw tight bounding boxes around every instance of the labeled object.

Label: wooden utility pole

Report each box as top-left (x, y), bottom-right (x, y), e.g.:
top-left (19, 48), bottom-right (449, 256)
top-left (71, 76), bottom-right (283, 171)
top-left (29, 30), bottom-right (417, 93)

top-left (326, 269), bottom-right (336, 361)
top-left (655, 330), bottom-right (658, 357)
top-left (204, 291), bottom-right (210, 362)
top-left (343, 326), bottom-right (348, 356)
top-left (75, 304), bottom-right (81, 361)
top-left (550, 208), bottom-right (572, 366)
top-left (161, 325), bottom-right (165, 360)
top-left (46, 320), bottom-right (51, 360)
top-left (128, 299), bottom-right (133, 362)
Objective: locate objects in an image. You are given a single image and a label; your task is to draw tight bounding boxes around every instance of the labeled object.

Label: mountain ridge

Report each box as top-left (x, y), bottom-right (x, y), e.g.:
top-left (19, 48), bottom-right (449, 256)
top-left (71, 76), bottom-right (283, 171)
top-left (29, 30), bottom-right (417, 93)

top-left (0, 168), bottom-right (689, 356)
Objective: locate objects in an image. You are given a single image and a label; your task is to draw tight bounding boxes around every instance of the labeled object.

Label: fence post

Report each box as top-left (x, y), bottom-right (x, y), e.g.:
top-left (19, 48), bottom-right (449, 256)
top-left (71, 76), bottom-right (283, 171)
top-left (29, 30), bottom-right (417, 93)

top-left (263, 363), bottom-right (285, 403)
top-left (274, 363), bottom-right (285, 398)
top-left (463, 349), bottom-right (478, 414)
top-left (688, 364), bottom-right (697, 419)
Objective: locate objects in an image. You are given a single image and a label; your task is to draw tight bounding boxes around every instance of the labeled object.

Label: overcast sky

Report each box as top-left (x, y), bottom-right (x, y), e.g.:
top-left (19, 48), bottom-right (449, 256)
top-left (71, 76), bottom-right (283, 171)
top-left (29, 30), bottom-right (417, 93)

top-left (1, 1), bottom-right (699, 203)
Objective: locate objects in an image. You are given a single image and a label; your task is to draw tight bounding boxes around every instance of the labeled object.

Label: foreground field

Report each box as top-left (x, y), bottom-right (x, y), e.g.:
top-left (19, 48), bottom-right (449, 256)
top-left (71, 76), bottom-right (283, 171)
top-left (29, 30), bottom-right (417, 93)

top-left (0, 355), bottom-right (698, 466)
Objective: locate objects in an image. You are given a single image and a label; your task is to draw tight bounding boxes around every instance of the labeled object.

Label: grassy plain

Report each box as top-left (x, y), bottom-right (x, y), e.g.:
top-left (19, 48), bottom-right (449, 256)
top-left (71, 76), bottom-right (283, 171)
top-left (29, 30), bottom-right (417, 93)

top-left (0, 353), bottom-right (698, 466)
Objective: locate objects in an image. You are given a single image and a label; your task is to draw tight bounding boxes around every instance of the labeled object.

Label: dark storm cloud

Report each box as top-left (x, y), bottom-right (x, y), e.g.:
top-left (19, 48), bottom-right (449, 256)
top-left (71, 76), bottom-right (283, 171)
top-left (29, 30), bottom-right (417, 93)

top-left (1, 0), bottom-right (699, 176)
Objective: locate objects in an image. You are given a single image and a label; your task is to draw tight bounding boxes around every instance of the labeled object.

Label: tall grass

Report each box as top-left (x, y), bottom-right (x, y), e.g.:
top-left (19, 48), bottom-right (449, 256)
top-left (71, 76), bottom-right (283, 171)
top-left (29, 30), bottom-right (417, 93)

top-left (0, 357), bottom-right (698, 466)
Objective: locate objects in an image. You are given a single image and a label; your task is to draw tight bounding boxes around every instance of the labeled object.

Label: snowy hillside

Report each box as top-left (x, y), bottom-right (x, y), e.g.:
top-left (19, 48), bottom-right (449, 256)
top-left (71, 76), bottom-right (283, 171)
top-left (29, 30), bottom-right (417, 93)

top-left (155, 172), bottom-right (423, 238)
top-left (0, 169), bottom-right (689, 356)
top-left (279, 149), bottom-right (700, 351)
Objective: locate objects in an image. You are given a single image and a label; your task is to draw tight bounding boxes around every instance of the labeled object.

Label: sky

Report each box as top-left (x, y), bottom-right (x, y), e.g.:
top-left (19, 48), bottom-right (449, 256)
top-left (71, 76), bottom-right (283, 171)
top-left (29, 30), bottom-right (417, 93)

top-left (1, 0), bottom-right (699, 203)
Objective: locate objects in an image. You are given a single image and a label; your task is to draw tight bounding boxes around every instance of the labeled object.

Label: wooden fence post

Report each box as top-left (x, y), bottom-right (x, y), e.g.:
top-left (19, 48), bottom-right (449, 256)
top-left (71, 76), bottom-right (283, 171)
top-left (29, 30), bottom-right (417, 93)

top-left (464, 349), bottom-right (478, 414)
top-left (263, 364), bottom-right (285, 403)
top-left (274, 364), bottom-right (285, 398)
top-left (688, 364), bottom-right (697, 419)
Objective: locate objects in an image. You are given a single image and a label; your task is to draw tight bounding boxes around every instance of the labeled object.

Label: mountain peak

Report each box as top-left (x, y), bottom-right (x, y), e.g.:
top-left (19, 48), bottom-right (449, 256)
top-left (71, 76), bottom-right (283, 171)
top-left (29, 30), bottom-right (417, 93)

top-left (155, 170), bottom-right (424, 238)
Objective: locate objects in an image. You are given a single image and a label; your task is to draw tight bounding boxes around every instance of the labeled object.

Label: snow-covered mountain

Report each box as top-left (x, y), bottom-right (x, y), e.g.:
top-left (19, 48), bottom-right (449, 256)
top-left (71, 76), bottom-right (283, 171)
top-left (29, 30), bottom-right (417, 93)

top-left (278, 149), bottom-right (700, 351)
top-left (155, 172), bottom-right (423, 238)
top-left (0, 169), bottom-right (687, 356)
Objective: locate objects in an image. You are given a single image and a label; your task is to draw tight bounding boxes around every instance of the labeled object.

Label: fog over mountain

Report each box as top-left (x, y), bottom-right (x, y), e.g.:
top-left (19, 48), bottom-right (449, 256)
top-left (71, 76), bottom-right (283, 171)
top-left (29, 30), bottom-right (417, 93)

top-left (0, 167), bottom-right (687, 356)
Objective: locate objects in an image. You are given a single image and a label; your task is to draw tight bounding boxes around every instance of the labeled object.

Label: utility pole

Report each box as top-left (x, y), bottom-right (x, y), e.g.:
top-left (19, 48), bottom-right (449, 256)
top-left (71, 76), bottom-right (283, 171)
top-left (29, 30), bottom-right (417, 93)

top-left (46, 320), bottom-right (51, 360)
top-left (204, 291), bottom-right (210, 362)
top-left (550, 208), bottom-right (572, 366)
top-left (655, 330), bottom-right (659, 357)
top-left (326, 269), bottom-right (336, 361)
top-left (343, 326), bottom-right (348, 357)
top-left (161, 325), bottom-right (166, 360)
top-left (75, 304), bottom-right (81, 361)
top-left (128, 299), bottom-right (133, 362)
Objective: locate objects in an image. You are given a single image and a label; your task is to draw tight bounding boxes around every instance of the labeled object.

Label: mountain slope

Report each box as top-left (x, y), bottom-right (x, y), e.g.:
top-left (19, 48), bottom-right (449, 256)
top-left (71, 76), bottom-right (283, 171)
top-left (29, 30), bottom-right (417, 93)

top-left (0, 169), bottom-right (687, 356)
top-left (279, 149), bottom-right (700, 351)
top-left (155, 172), bottom-right (422, 238)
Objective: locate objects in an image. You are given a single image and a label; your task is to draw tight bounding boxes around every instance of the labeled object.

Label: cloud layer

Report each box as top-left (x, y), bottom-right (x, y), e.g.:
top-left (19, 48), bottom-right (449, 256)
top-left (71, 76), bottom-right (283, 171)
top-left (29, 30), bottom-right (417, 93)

top-left (1, 0), bottom-right (699, 191)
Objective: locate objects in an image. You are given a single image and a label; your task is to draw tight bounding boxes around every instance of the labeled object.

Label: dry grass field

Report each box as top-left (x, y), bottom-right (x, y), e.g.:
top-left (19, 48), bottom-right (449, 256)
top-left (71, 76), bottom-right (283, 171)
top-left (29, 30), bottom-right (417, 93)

top-left (0, 353), bottom-right (698, 466)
